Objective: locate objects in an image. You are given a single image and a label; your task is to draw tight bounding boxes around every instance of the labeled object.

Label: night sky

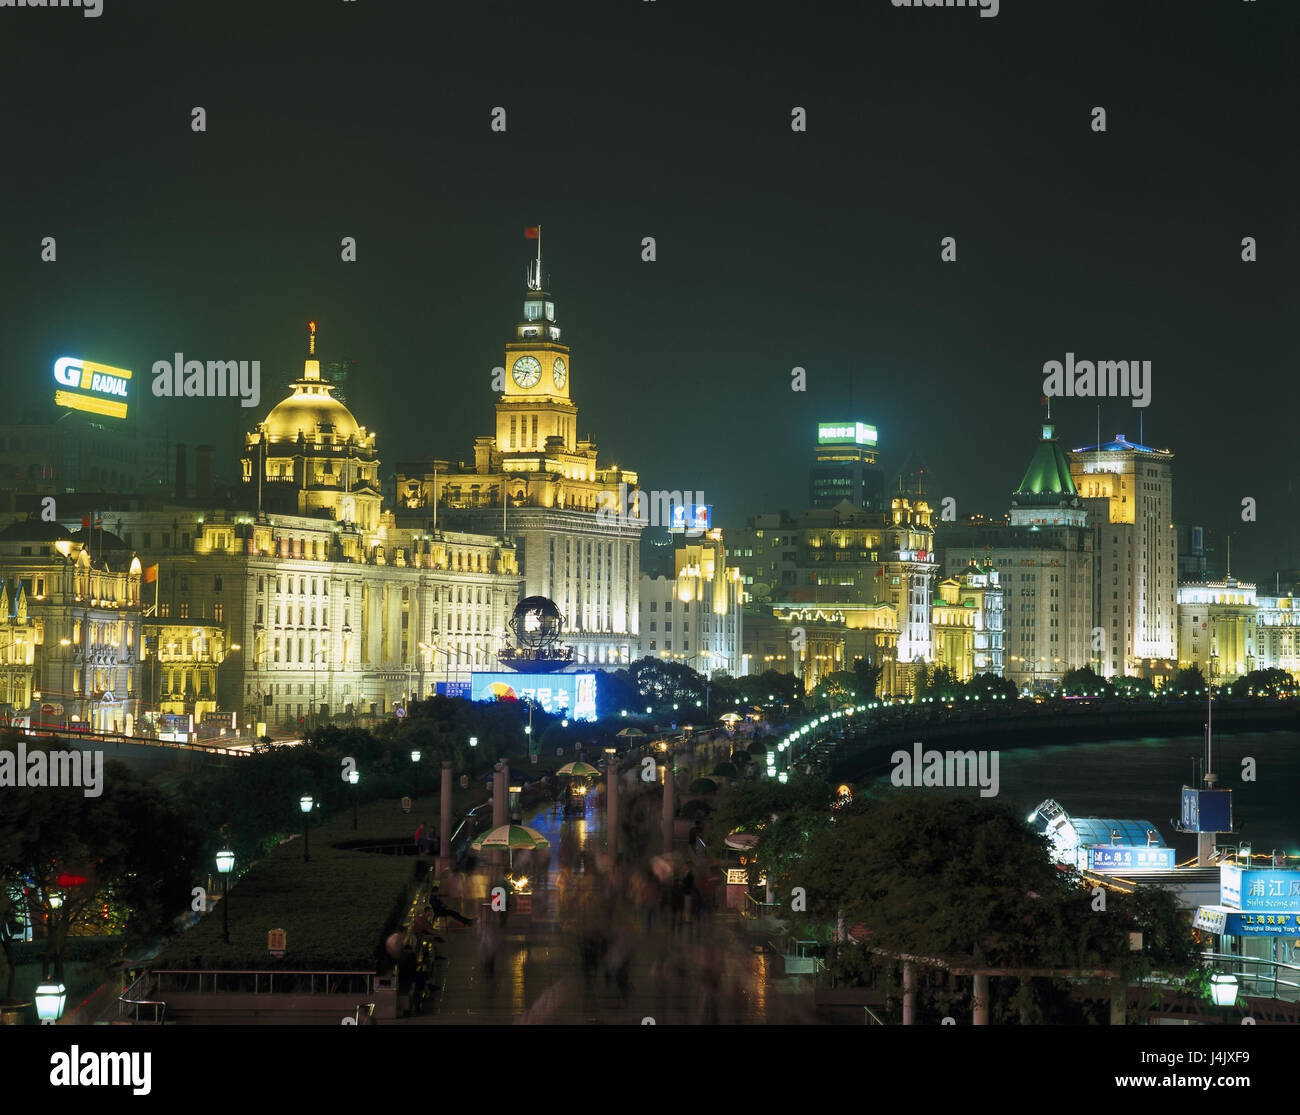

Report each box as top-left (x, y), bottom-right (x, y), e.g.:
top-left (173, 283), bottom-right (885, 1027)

top-left (1, 0), bottom-right (1295, 577)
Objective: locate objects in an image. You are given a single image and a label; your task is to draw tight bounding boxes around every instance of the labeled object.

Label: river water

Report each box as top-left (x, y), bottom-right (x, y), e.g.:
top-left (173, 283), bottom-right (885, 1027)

top-left (870, 730), bottom-right (1300, 858)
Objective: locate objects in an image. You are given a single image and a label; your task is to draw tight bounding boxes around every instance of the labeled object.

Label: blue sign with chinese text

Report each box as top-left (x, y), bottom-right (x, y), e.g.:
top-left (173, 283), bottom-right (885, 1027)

top-left (1226, 912), bottom-right (1300, 937)
top-left (1228, 868), bottom-right (1300, 912)
top-left (1089, 846), bottom-right (1176, 872)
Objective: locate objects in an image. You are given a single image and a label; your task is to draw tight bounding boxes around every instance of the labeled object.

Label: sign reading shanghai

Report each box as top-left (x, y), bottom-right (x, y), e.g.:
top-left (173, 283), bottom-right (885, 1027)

top-left (53, 356), bottom-right (132, 419)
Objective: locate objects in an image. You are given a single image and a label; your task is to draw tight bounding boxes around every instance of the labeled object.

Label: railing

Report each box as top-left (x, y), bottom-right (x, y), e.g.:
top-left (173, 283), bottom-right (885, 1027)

top-left (863, 1006), bottom-right (885, 1026)
top-left (22, 727), bottom-right (248, 758)
top-left (151, 970), bottom-right (376, 995)
top-left (117, 973), bottom-right (167, 1024)
top-left (1202, 952), bottom-right (1300, 1002)
top-left (743, 893), bottom-right (781, 921)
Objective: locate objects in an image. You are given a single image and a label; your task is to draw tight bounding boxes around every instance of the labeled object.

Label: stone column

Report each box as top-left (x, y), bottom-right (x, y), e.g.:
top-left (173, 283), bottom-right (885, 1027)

top-left (1110, 982), bottom-right (1125, 1025)
top-left (606, 753), bottom-right (619, 858)
top-left (438, 761), bottom-right (453, 876)
top-left (902, 962), bottom-right (917, 1026)
top-left (661, 753), bottom-right (675, 856)
top-left (972, 972), bottom-right (989, 1026)
top-left (492, 761), bottom-right (507, 869)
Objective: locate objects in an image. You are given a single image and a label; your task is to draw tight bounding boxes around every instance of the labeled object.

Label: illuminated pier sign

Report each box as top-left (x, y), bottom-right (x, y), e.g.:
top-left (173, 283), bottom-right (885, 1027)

top-left (53, 356), bottom-right (132, 419)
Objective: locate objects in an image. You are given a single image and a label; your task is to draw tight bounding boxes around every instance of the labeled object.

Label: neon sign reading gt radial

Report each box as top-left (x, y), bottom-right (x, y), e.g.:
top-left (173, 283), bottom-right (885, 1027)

top-left (52, 356), bottom-right (132, 419)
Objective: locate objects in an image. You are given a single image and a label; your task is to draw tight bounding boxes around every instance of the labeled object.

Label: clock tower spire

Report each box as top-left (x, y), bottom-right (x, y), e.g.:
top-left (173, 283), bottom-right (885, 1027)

top-left (498, 233), bottom-right (576, 454)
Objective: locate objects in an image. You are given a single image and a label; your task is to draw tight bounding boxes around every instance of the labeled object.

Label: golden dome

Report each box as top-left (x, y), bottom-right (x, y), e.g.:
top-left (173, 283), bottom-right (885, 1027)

top-left (261, 381), bottom-right (361, 443)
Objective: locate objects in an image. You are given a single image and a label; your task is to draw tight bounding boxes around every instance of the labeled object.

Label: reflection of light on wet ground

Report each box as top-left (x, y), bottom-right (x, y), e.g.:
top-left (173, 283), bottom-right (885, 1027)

top-left (511, 944), bottom-right (528, 1016)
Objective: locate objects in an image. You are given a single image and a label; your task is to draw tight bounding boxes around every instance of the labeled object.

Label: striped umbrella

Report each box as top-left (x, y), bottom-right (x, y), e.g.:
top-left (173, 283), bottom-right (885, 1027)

top-left (557, 761), bottom-right (601, 778)
top-left (470, 823), bottom-right (550, 872)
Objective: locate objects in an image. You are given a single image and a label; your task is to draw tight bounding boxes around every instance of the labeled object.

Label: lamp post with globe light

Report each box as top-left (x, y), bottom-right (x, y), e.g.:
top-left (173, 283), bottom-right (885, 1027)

top-left (348, 768), bottom-right (360, 829)
top-left (300, 794), bottom-right (313, 862)
top-left (216, 848), bottom-right (235, 942)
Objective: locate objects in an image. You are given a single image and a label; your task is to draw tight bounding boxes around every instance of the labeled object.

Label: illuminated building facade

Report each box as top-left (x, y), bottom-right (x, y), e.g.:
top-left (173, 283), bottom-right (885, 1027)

top-left (142, 618), bottom-right (228, 722)
top-left (1177, 576), bottom-right (1257, 682)
top-left (937, 424), bottom-right (1094, 692)
top-left (1068, 434), bottom-right (1178, 680)
top-left (931, 565), bottom-right (1004, 681)
top-left (809, 421), bottom-right (886, 511)
top-left (0, 575), bottom-right (35, 717)
top-left (0, 518), bottom-right (144, 732)
top-left (242, 323), bottom-right (383, 535)
top-left (110, 325), bottom-right (521, 729)
top-left (730, 497), bottom-right (936, 673)
top-left (1256, 594), bottom-right (1300, 678)
top-left (638, 528), bottom-right (744, 676)
top-left (396, 251), bottom-right (643, 668)
top-left (740, 604), bottom-right (899, 696)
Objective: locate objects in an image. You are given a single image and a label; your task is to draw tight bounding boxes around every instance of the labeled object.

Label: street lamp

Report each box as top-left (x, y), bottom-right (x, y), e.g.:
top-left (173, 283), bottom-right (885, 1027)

top-left (1209, 972), bottom-right (1238, 1009)
top-left (348, 768), bottom-right (360, 829)
top-left (215, 848), bottom-right (234, 942)
top-left (35, 979), bottom-right (66, 1023)
top-left (299, 794), bottom-right (313, 862)
top-left (468, 735), bottom-right (478, 749)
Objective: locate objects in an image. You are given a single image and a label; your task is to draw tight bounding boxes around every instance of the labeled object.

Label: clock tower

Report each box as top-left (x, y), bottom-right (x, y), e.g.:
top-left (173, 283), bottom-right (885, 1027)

top-left (497, 251), bottom-right (578, 456)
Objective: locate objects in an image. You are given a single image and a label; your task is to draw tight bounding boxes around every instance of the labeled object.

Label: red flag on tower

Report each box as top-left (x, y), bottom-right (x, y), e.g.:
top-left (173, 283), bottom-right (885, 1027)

top-left (524, 227), bottom-right (540, 239)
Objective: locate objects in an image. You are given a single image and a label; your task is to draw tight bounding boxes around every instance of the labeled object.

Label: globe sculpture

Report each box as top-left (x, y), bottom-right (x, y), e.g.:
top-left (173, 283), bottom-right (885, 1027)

top-left (499, 596), bottom-right (575, 672)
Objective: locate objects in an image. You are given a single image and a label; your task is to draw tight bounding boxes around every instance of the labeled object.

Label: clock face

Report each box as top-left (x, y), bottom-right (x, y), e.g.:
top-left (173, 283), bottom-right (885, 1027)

top-left (512, 355), bottom-right (542, 388)
top-left (552, 358), bottom-right (567, 388)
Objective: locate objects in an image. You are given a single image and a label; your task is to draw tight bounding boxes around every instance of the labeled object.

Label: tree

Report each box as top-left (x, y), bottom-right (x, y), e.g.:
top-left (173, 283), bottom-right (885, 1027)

top-left (1170, 664), bottom-right (1207, 697)
top-left (796, 793), bottom-right (1199, 1022)
top-left (810, 670), bottom-right (858, 707)
top-left (851, 657), bottom-right (884, 700)
top-left (916, 665), bottom-right (963, 701)
top-left (1227, 668), bottom-right (1294, 698)
top-left (1113, 675), bottom-right (1155, 700)
top-left (966, 673), bottom-right (1017, 702)
top-left (1060, 666), bottom-right (1112, 698)
top-left (0, 742), bottom-right (203, 981)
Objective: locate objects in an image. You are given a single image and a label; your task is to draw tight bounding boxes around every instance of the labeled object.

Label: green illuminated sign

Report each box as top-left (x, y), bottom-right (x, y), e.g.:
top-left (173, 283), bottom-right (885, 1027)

top-left (818, 421), bottom-right (877, 446)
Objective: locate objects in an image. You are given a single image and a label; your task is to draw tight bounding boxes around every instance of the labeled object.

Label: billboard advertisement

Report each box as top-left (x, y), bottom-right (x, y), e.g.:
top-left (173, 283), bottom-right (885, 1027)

top-left (470, 672), bottom-right (597, 722)
top-left (817, 421), bottom-right (877, 447)
top-left (53, 356), bottom-right (132, 419)
top-left (669, 503), bottom-right (711, 531)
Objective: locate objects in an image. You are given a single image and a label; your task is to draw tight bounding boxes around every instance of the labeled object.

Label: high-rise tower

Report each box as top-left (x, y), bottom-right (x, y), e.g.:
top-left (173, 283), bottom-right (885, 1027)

top-left (1068, 433), bottom-right (1177, 680)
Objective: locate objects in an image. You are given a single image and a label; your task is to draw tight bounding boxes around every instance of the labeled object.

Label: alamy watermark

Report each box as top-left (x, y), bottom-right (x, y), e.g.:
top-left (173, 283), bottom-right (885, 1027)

top-left (0, 742), bottom-right (103, 798)
top-left (892, 0), bottom-right (999, 17)
top-left (0, 0), bottom-right (102, 15)
top-left (890, 741), bottom-right (999, 797)
top-left (152, 354), bottom-right (261, 408)
top-left (1042, 353), bottom-right (1151, 408)
top-left (596, 484), bottom-right (708, 529)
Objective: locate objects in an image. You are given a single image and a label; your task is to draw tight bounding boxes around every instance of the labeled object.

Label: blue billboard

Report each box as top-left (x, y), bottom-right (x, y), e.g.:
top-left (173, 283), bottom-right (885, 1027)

top-left (670, 504), bottom-right (711, 531)
top-left (470, 672), bottom-right (597, 722)
top-left (1221, 866), bottom-right (1300, 912)
top-left (436, 681), bottom-right (472, 699)
top-left (1226, 912), bottom-right (1300, 937)
top-left (1088, 846), bottom-right (1176, 872)
top-left (1180, 787), bottom-right (1232, 833)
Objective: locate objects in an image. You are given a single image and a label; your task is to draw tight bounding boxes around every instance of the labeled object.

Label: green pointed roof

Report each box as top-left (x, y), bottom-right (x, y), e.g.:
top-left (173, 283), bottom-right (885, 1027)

top-left (1015, 424), bottom-right (1077, 497)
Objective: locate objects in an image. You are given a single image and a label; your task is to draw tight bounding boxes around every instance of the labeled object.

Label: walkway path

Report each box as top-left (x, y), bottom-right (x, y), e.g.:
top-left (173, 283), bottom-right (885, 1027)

top-left (403, 790), bottom-right (812, 1025)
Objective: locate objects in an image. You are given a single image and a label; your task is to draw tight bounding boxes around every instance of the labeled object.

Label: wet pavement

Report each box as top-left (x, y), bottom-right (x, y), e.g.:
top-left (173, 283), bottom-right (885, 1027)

top-left (405, 788), bottom-right (813, 1025)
